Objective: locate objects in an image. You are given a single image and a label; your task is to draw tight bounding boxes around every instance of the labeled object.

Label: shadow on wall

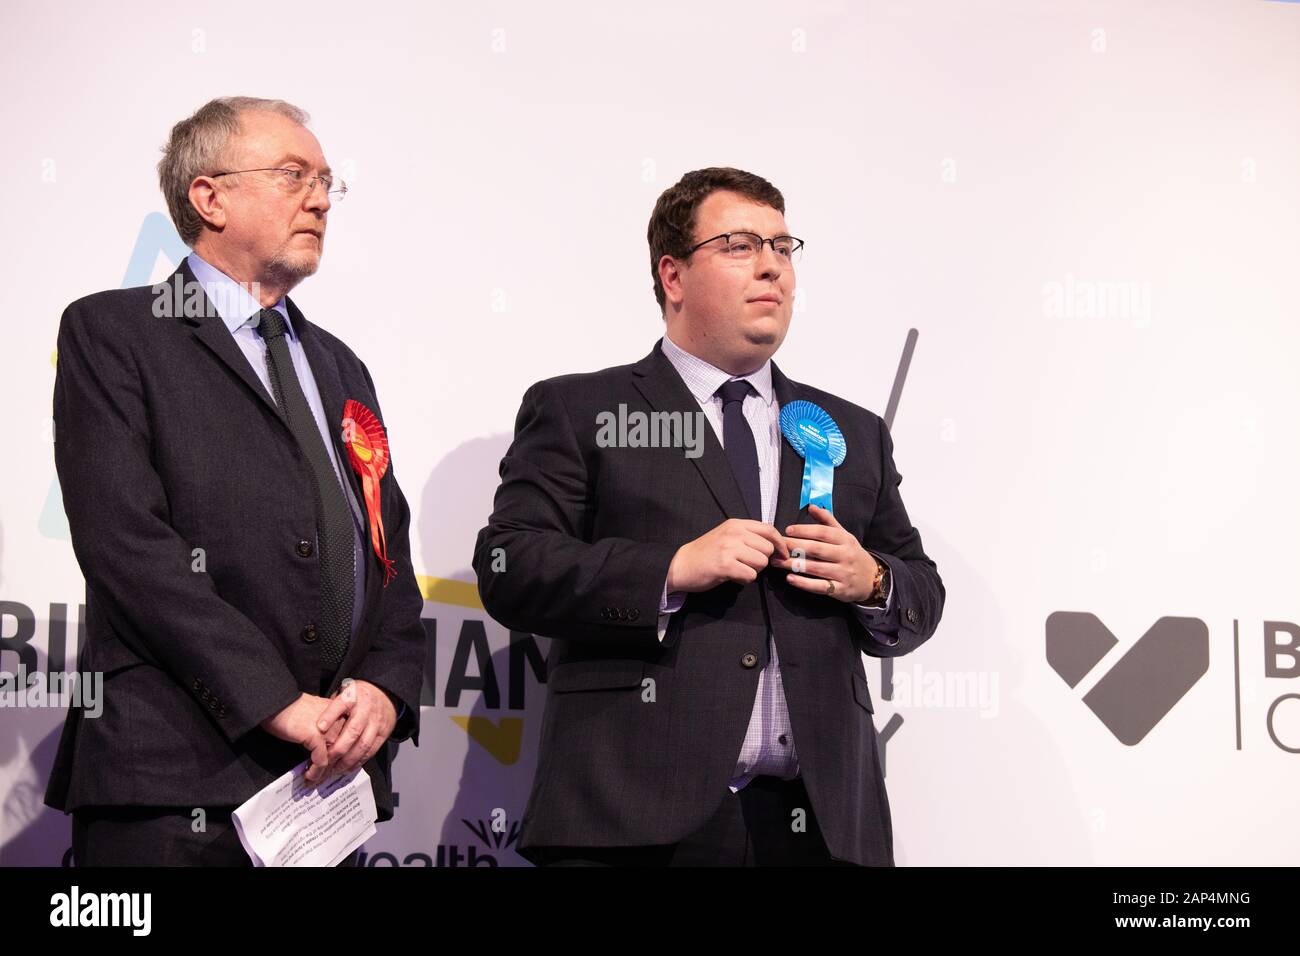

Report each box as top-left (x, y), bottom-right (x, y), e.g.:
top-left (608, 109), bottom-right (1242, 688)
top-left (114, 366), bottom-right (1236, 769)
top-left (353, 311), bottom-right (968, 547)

top-left (416, 431), bottom-right (514, 587)
top-left (414, 430), bottom-right (551, 866)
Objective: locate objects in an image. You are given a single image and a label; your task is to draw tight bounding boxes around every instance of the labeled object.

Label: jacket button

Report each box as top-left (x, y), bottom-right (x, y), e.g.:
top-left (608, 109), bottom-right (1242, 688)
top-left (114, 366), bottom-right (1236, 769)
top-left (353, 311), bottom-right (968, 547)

top-left (618, 608), bottom-right (628, 621)
top-left (741, 653), bottom-right (758, 668)
top-left (629, 608), bottom-right (640, 621)
top-left (906, 608), bottom-right (919, 625)
top-left (600, 607), bottom-right (609, 619)
top-left (296, 540), bottom-right (313, 558)
top-left (192, 678), bottom-right (202, 691)
top-left (301, 623), bottom-right (318, 643)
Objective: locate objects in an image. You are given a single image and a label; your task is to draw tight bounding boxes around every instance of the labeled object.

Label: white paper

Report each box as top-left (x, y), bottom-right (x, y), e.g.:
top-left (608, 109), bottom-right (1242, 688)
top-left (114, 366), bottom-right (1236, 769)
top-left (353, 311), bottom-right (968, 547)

top-left (232, 760), bottom-right (377, 867)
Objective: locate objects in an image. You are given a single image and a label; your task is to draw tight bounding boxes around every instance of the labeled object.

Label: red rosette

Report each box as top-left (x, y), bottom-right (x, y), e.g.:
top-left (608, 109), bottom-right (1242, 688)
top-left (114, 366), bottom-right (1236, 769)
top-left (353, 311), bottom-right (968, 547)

top-left (341, 399), bottom-right (396, 586)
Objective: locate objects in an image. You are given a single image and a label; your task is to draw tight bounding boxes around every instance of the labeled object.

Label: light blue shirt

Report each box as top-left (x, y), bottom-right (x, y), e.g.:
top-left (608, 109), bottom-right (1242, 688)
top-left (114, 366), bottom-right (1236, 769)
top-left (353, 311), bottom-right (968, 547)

top-left (187, 252), bottom-right (367, 642)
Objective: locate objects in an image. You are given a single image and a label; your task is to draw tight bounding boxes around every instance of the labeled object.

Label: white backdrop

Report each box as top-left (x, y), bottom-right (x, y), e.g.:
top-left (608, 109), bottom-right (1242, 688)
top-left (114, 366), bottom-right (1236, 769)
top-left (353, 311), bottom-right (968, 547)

top-left (1, 0), bottom-right (1298, 866)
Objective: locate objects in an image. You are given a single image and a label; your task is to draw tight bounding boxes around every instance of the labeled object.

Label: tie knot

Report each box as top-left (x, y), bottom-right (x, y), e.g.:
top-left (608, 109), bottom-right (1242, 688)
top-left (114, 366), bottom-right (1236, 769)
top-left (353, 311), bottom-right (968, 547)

top-left (716, 378), bottom-right (754, 406)
top-left (254, 308), bottom-right (287, 342)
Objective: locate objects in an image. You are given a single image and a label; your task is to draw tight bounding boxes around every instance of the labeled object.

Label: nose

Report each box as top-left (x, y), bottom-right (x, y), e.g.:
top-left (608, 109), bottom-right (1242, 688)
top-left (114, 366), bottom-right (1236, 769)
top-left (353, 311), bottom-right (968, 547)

top-left (755, 239), bottom-right (783, 282)
top-left (304, 178), bottom-right (331, 213)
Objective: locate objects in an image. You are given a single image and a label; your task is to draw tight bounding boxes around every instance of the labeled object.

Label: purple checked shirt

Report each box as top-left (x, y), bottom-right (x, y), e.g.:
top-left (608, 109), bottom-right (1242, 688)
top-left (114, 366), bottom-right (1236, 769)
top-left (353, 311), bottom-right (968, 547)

top-left (655, 332), bottom-right (896, 792)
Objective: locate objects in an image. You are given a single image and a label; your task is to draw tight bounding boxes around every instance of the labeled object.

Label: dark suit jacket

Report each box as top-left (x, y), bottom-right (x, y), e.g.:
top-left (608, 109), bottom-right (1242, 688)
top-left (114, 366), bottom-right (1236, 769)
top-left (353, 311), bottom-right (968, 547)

top-left (44, 258), bottom-right (426, 822)
top-left (473, 340), bottom-right (944, 866)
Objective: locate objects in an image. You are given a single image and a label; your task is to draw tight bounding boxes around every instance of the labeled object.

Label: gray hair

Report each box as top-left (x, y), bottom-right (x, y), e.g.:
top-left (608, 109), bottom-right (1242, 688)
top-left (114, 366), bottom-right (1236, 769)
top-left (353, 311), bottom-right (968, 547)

top-left (157, 96), bottom-right (310, 245)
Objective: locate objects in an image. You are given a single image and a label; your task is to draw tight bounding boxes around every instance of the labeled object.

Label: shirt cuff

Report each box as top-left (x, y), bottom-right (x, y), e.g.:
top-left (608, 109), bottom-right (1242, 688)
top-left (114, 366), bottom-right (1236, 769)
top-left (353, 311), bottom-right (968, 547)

top-left (854, 552), bottom-right (898, 646)
top-left (658, 577), bottom-right (686, 642)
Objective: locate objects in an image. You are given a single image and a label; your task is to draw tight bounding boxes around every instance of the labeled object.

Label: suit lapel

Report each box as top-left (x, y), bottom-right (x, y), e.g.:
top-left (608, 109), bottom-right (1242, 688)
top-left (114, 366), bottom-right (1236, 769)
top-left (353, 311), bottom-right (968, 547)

top-left (771, 361), bottom-right (807, 535)
top-left (631, 339), bottom-right (751, 521)
top-left (178, 259), bottom-right (285, 422)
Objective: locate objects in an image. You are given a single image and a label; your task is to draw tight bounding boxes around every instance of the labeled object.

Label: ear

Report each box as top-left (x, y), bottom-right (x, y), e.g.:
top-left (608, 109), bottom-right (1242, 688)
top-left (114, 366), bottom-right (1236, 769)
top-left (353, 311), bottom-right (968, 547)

top-left (188, 176), bottom-right (227, 231)
top-left (658, 254), bottom-right (686, 308)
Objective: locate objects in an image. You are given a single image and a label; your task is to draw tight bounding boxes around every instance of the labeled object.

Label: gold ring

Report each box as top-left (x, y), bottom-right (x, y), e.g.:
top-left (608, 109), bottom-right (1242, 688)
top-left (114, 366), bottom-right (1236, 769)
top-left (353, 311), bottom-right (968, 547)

top-left (826, 580), bottom-right (835, 596)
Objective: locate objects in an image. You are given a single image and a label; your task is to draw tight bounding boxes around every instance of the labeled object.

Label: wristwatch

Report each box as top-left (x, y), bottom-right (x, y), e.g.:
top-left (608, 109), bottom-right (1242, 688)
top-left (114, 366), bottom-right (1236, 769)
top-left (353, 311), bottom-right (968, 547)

top-left (867, 557), bottom-right (890, 604)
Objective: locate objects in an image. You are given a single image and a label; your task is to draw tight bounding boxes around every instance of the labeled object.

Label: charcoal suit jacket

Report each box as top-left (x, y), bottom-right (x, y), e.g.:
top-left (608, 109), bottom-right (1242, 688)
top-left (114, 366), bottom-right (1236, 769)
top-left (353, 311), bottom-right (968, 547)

top-left (45, 257), bottom-right (426, 823)
top-left (473, 340), bottom-right (944, 866)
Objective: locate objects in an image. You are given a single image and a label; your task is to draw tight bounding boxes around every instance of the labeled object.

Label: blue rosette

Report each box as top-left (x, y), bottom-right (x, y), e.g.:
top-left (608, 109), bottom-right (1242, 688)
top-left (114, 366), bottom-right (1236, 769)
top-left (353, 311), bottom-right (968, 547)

top-left (779, 400), bottom-right (847, 514)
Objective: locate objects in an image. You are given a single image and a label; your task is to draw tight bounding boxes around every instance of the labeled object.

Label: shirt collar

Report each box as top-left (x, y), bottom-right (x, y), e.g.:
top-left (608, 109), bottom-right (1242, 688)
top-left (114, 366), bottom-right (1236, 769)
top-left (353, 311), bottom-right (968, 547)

top-left (186, 251), bottom-right (294, 339)
top-left (659, 331), bottom-right (775, 406)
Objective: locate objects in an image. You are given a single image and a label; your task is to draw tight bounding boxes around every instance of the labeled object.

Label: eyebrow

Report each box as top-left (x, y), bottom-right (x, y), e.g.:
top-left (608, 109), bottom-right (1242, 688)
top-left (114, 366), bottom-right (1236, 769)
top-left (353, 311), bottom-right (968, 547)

top-left (276, 153), bottom-right (332, 176)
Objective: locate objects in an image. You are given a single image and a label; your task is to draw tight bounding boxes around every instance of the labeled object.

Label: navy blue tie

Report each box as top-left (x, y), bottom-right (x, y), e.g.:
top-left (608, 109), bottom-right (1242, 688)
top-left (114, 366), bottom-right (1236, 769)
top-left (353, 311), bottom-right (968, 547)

top-left (716, 379), bottom-right (761, 520)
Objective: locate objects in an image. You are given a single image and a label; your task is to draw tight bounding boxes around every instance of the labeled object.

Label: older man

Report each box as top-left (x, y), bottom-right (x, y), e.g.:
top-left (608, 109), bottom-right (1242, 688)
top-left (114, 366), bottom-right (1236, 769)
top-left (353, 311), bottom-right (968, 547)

top-left (45, 97), bottom-right (426, 866)
top-left (475, 167), bottom-right (944, 866)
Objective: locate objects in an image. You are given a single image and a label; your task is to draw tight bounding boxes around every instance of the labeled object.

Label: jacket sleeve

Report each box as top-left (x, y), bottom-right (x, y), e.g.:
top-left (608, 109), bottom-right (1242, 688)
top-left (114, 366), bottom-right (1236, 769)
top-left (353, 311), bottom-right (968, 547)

top-left (347, 361), bottom-right (428, 746)
top-left (851, 420), bottom-right (945, 658)
top-left (473, 379), bottom-right (677, 655)
top-left (52, 300), bottom-right (302, 742)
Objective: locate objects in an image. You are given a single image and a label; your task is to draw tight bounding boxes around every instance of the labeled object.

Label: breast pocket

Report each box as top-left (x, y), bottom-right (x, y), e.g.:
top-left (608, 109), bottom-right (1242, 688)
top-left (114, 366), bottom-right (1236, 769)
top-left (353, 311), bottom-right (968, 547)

top-left (831, 480), bottom-right (880, 539)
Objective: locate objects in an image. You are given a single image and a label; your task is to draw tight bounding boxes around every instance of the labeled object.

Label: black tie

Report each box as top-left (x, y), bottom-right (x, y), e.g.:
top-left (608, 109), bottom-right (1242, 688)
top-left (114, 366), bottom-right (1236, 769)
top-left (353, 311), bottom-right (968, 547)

top-left (255, 308), bottom-right (354, 670)
top-left (716, 379), bottom-right (762, 520)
